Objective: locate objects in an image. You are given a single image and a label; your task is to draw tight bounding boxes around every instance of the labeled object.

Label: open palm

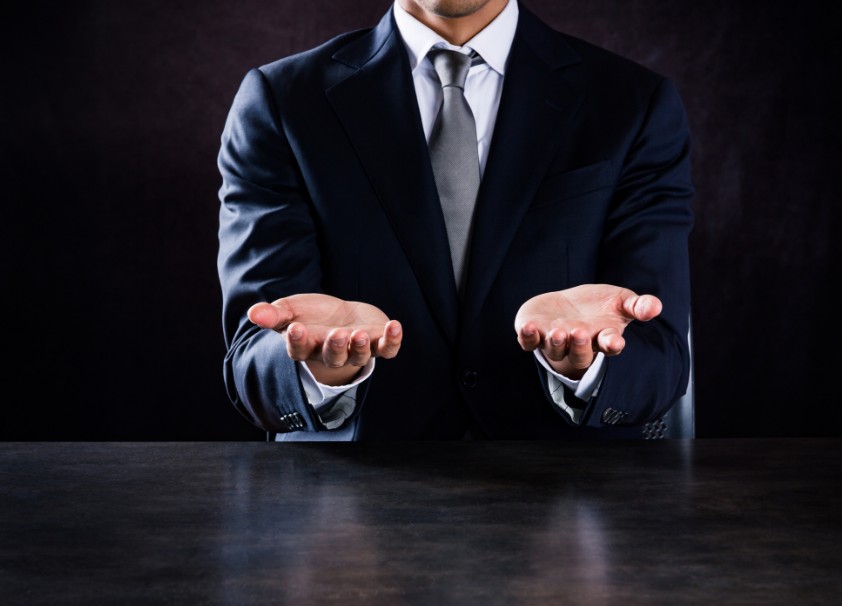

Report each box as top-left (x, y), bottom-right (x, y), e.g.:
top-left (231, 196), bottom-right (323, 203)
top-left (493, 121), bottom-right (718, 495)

top-left (514, 284), bottom-right (662, 376)
top-left (248, 293), bottom-right (402, 385)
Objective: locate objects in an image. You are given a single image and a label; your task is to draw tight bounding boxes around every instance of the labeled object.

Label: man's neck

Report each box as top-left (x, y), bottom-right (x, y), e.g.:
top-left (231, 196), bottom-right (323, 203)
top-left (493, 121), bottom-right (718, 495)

top-left (397, 0), bottom-right (509, 46)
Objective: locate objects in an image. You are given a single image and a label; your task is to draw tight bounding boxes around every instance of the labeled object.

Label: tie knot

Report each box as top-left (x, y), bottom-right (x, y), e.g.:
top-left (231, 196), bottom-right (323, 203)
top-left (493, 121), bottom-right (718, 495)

top-left (428, 49), bottom-right (472, 90)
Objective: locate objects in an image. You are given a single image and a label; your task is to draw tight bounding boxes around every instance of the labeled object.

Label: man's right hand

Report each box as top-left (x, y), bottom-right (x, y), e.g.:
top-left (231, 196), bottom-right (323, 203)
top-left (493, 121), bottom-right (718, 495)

top-left (247, 294), bottom-right (403, 386)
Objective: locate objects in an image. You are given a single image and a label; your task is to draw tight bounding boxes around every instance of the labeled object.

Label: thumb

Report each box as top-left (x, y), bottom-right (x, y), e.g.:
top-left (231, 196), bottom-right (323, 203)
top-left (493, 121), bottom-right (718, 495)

top-left (623, 293), bottom-right (662, 322)
top-left (247, 300), bottom-right (293, 330)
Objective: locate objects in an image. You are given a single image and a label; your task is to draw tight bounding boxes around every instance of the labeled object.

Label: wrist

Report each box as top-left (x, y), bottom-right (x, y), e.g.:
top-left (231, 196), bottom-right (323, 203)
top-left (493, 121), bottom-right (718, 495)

top-left (304, 361), bottom-right (363, 387)
top-left (545, 357), bottom-right (588, 381)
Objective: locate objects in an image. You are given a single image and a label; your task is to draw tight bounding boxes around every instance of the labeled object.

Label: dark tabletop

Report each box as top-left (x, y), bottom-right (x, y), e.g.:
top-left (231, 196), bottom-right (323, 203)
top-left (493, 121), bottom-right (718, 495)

top-left (1, 439), bottom-right (841, 605)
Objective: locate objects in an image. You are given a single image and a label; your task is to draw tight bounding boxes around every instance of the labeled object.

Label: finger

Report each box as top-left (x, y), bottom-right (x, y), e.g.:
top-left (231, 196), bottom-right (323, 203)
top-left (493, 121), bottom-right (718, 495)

top-left (565, 328), bottom-right (594, 370)
top-left (247, 299), bottom-right (293, 330)
top-left (285, 322), bottom-right (318, 361)
top-left (347, 329), bottom-right (371, 367)
top-left (596, 327), bottom-right (625, 356)
top-left (374, 320), bottom-right (402, 359)
top-left (321, 328), bottom-right (351, 368)
top-left (517, 322), bottom-right (542, 351)
top-left (622, 294), bottom-right (663, 322)
top-left (542, 328), bottom-right (569, 362)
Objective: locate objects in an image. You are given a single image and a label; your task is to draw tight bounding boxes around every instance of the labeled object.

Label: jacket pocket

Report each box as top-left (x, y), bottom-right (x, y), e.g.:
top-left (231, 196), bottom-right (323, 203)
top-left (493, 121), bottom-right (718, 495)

top-left (530, 160), bottom-right (613, 209)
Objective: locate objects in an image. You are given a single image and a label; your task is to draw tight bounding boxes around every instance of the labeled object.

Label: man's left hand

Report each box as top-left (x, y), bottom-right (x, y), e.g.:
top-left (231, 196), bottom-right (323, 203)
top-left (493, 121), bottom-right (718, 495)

top-left (514, 284), bottom-right (662, 379)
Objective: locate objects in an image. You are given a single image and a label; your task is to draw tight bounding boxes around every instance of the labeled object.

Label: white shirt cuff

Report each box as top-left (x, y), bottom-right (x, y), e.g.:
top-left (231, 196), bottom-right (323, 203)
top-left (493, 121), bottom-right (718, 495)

top-left (533, 350), bottom-right (606, 423)
top-left (297, 358), bottom-right (376, 409)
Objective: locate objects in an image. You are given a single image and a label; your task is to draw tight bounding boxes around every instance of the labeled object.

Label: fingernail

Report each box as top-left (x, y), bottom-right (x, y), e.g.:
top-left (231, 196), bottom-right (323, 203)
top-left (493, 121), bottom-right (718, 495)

top-left (551, 337), bottom-right (563, 347)
top-left (523, 329), bottom-right (535, 337)
top-left (388, 325), bottom-right (400, 337)
top-left (330, 337), bottom-right (346, 348)
top-left (353, 338), bottom-right (367, 347)
top-left (288, 328), bottom-right (302, 340)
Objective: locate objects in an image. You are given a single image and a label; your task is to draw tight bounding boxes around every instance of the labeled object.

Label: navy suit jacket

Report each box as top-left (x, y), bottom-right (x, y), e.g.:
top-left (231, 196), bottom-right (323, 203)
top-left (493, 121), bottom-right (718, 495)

top-left (217, 3), bottom-right (694, 440)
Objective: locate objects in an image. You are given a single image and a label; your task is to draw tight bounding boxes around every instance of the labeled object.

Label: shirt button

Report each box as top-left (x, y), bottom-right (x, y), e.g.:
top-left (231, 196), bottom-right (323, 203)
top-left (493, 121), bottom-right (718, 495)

top-left (461, 370), bottom-right (478, 388)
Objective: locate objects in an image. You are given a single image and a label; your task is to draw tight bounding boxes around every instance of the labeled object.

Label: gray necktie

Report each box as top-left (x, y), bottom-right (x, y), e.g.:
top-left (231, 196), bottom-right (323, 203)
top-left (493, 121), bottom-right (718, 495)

top-left (427, 49), bottom-right (482, 290)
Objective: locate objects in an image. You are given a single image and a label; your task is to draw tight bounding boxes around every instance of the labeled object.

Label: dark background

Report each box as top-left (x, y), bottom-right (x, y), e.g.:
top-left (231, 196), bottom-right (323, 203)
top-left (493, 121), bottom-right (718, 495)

top-left (4, 0), bottom-right (840, 440)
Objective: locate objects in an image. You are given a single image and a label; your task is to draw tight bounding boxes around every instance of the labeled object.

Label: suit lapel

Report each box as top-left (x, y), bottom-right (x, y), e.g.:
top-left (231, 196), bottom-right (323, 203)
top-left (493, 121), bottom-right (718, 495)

top-left (326, 10), bottom-right (459, 345)
top-left (463, 6), bottom-right (585, 323)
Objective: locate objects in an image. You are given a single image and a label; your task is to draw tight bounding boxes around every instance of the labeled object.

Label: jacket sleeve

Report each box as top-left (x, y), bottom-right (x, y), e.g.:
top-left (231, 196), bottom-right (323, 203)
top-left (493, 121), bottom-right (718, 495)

top-left (582, 76), bottom-right (695, 429)
top-left (216, 67), bottom-right (360, 435)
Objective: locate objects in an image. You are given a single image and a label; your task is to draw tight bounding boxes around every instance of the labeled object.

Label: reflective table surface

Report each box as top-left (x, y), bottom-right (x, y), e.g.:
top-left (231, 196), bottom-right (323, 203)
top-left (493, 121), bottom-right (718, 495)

top-left (2, 439), bottom-right (841, 605)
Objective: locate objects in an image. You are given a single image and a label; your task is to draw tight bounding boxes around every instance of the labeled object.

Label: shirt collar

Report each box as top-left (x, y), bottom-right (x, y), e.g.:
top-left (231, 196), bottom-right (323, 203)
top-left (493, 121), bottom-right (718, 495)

top-left (392, 0), bottom-right (518, 75)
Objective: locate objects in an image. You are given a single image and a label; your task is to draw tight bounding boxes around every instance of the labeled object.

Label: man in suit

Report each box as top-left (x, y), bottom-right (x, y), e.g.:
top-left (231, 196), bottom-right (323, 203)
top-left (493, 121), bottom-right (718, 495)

top-left (216, 0), bottom-right (694, 440)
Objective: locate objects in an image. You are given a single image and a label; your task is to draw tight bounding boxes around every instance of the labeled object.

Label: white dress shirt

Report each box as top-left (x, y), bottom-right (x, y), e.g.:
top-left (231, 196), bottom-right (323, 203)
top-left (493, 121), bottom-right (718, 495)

top-left (296, 0), bottom-right (605, 430)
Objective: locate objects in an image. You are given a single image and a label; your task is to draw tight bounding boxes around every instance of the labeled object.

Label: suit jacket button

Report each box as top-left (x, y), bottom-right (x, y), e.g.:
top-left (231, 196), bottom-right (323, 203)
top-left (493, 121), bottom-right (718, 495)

top-left (601, 408), bottom-right (627, 425)
top-left (461, 370), bottom-right (478, 388)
